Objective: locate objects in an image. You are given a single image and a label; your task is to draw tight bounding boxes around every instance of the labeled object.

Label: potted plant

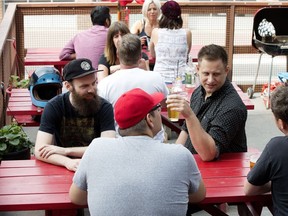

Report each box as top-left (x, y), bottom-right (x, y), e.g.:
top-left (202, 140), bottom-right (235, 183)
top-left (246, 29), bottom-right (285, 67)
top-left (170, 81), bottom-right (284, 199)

top-left (0, 124), bottom-right (34, 161)
top-left (6, 75), bottom-right (30, 96)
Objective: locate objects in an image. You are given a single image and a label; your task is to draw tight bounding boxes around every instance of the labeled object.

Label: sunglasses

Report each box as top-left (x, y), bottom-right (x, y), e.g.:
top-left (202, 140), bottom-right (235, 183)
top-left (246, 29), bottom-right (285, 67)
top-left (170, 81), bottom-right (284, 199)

top-left (149, 104), bottom-right (162, 113)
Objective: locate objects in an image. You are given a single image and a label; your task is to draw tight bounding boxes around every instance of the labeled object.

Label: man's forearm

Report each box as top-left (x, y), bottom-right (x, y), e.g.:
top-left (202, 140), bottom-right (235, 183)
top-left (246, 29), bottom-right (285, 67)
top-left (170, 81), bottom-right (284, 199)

top-left (36, 153), bottom-right (73, 168)
top-left (65, 146), bottom-right (87, 158)
top-left (185, 114), bottom-right (217, 161)
top-left (244, 180), bottom-right (271, 195)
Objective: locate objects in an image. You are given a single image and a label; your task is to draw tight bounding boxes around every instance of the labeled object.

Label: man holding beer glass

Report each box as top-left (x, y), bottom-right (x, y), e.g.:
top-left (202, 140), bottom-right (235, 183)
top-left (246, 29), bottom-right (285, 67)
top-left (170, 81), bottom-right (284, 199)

top-left (166, 44), bottom-right (247, 162)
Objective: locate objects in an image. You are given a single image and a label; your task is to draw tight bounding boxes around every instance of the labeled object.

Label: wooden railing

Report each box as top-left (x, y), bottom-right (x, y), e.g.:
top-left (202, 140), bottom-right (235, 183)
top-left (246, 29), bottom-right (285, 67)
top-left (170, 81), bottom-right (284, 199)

top-left (1, 1), bottom-right (288, 126)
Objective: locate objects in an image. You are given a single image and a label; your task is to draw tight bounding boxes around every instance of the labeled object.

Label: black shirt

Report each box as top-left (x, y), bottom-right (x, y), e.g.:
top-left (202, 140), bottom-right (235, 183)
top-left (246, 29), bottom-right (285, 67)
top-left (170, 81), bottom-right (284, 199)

top-left (39, 92), bottom-right (115, 147)
top-left (182, 79), bottom-right (247, 155)
top-left (247, 136), bottom-right (288, 215)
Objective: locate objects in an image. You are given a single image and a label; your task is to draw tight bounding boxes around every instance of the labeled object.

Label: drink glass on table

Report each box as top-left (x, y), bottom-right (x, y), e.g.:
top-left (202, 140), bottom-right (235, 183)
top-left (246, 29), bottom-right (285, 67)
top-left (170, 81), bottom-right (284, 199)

top-left (185, 63), bottom-right (196, 88)
top-left (249, 152), bottom-right (261, 169)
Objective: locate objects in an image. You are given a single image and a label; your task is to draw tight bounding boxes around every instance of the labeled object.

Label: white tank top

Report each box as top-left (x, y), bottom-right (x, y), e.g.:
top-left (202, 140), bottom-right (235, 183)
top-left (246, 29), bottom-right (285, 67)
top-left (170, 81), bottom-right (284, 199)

top-left (153, 28), bottom-right (188, 83)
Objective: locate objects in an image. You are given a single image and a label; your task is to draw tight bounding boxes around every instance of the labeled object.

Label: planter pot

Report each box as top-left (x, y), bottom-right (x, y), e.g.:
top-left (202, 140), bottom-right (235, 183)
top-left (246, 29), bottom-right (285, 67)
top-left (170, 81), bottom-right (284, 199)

top-left (2, 148), bottom-right (31, 161)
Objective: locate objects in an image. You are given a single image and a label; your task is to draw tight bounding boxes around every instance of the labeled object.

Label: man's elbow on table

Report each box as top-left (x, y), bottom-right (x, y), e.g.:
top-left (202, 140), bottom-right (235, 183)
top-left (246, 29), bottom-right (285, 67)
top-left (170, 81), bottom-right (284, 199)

top-left (197, 139), bottom-right (218, 162)
top-left (189, 180), bottom-right (206, 203)
top-left (34, 131), bottom-right (53, 160)
top-left (69, 183), bottom-right (88, 206)
top-left (244, 180), bottom-right (259, 196)
top-left (198, 151), bottom-right (217, 162)
top-left (244, 179), bottom-right (271, 196)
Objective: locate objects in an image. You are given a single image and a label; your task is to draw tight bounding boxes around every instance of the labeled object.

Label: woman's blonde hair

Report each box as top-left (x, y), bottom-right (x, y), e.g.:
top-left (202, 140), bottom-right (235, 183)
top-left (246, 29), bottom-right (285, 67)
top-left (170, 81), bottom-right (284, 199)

top-left (142, 0), bottom-right (161, 20)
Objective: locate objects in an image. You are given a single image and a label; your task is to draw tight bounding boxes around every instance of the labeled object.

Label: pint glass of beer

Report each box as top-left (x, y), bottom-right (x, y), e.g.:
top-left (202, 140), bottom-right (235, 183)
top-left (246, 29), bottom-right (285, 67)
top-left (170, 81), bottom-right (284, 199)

top-left (167, 77), bottom-right (188, 122)
top-left (167, 102), bottom-right (180, 122)
top-left (167, 91), bottom-right (188, 122)
top-left (249, 152), bottom-right (261, 169)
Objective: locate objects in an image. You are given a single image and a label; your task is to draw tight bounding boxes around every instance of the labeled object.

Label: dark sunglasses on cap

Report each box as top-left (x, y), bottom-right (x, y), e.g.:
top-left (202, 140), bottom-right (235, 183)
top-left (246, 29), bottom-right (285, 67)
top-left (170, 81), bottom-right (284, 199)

top-left (149, 104), bottom-right (162, 113)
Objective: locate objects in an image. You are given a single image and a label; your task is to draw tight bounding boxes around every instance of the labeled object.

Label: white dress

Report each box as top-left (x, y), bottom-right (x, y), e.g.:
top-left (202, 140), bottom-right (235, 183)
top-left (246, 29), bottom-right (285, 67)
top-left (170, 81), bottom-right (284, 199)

top-left (153, 28), bottom-right (189, 83)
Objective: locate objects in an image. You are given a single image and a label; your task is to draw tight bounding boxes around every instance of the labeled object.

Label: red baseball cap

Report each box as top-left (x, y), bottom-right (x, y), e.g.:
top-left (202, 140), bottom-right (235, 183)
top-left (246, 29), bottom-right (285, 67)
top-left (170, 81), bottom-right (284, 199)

top-left (115, 88), bottom-right (164, 129)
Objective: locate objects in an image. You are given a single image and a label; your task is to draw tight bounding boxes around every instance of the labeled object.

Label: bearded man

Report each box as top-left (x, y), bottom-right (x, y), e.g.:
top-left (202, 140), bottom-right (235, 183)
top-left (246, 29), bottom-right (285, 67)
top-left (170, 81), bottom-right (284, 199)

top-left (34, 58), bottom-right (115, 171)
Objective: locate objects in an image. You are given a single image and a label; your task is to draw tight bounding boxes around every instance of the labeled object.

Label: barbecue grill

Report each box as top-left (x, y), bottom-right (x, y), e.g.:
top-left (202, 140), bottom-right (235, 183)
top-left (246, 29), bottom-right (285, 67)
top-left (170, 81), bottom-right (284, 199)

top-left (248, 7), bottom-right (288, 107)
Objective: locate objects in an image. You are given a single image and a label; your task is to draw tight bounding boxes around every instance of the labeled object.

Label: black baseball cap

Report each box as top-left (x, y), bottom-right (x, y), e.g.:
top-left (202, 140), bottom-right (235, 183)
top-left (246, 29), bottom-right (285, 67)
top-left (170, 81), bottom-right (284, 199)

top-left (63, 58), bottom-right (102, 81)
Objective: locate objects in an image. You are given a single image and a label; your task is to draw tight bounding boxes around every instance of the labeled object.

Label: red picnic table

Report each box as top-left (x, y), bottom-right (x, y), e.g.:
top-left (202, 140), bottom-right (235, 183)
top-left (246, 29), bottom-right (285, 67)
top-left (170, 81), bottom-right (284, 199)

top-left (0, 152), bottom-right (272, 215)
top-left (6, 82), bottom-right (254, 128)
top-left (25, 47), bottom-right (156, 73)
top-left (6, 88), bottom-right (43, 126)
top-left (25, 48), bottom-right (70, 74)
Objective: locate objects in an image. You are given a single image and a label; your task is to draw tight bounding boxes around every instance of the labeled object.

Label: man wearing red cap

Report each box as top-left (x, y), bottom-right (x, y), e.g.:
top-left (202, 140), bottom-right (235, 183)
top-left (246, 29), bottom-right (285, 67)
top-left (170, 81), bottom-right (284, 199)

top-left (69, 88), bottom-right (205, 215)
top-left (34, 58), bottom-right (116, 172)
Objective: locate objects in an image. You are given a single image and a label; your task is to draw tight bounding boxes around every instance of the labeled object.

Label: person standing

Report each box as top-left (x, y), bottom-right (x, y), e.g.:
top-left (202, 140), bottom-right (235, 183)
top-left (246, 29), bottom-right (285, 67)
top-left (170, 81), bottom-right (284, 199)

top-left (69, 88), bottom-right (206, 216)
top-left (149, 0), bottom-right (192, 83)
top-left (59, 6), bottom-right (111, 69)
top-left (34, 58), bottom-right (115, 171)
top-left (167, 44), bottom-right (247, 162)
top-left (244, 85), bottom-right (288, 215)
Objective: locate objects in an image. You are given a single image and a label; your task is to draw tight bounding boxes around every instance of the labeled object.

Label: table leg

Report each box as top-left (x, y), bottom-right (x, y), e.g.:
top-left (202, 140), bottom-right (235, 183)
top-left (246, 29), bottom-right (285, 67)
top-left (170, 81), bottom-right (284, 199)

top-left (161, 114), bottom-right (183, 134)
top-left (200, 205), bottom-right (229, 216)
top-left (54, 65), bottom-right (63, 75)
top-left (45, 209), bottom-right (84, 216)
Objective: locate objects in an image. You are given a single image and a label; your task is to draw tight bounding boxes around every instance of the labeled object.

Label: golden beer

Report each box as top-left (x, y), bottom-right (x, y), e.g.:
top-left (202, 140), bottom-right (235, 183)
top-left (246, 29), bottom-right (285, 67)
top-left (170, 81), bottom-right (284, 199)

top-left (249, 152), bottom-right (261, 169)
top-left (167, 76), bottom-right (187, 122)
top-left (250, 161), bottom-right (256, 169)
top-left (168, 107), bottom-right (180, 122)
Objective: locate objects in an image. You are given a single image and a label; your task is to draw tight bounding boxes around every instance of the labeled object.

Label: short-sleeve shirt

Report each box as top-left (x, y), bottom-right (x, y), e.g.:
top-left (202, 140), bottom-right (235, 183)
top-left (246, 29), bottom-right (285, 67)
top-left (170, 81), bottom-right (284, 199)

top-left (182, 79), bottom-right (247, 155)
top-left (98, 52), bottom-right (149, 75)
top-left (73, 136), bottom-right (202, 215)
top-left (247, 136), bottom-right (288, 215)
top-left (59, 25), bottom-right (108, 69)
top-left (39, 92), bottom-right (115, 147)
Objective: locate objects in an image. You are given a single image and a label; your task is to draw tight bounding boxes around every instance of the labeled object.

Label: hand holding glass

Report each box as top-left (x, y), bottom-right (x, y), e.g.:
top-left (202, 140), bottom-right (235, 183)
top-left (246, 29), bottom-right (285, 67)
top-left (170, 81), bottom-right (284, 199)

top-left (167, 91), bottom-right (188, 122)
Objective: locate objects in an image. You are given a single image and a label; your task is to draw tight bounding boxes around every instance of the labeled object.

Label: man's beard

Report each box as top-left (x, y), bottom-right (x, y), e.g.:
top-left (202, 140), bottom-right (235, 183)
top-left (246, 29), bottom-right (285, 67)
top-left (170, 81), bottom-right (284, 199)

top-left (71, 89), bottom-right (101, 116)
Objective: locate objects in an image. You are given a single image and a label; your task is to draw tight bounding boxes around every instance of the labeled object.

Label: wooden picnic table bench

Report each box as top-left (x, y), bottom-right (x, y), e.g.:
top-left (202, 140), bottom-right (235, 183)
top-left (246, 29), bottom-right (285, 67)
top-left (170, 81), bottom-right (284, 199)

top-left (0, 152), bottom-right (272, 215)
top-left (6, 82), bottom-right (254, 128)
top-left (25, 48), bottom-right (69, 74)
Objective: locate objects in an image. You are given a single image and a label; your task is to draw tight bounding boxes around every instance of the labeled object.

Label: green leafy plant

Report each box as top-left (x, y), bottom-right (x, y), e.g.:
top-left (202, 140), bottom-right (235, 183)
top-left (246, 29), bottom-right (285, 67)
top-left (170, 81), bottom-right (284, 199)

top-left (9, 75), bottom-right (30, 88)
top-left (0, 124), bottom-right (34, 159)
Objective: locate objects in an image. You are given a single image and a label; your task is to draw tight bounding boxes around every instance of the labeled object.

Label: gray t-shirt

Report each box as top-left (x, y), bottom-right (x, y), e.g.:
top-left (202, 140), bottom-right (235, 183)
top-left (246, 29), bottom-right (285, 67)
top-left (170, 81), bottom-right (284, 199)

top-left (73, 136), bottom-right (202, 216)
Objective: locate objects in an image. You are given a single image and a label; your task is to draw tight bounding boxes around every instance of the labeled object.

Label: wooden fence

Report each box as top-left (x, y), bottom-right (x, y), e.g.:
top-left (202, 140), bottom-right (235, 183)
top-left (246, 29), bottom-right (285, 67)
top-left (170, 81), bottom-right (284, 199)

top-left (1, 1), bottom-right (288, 126)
